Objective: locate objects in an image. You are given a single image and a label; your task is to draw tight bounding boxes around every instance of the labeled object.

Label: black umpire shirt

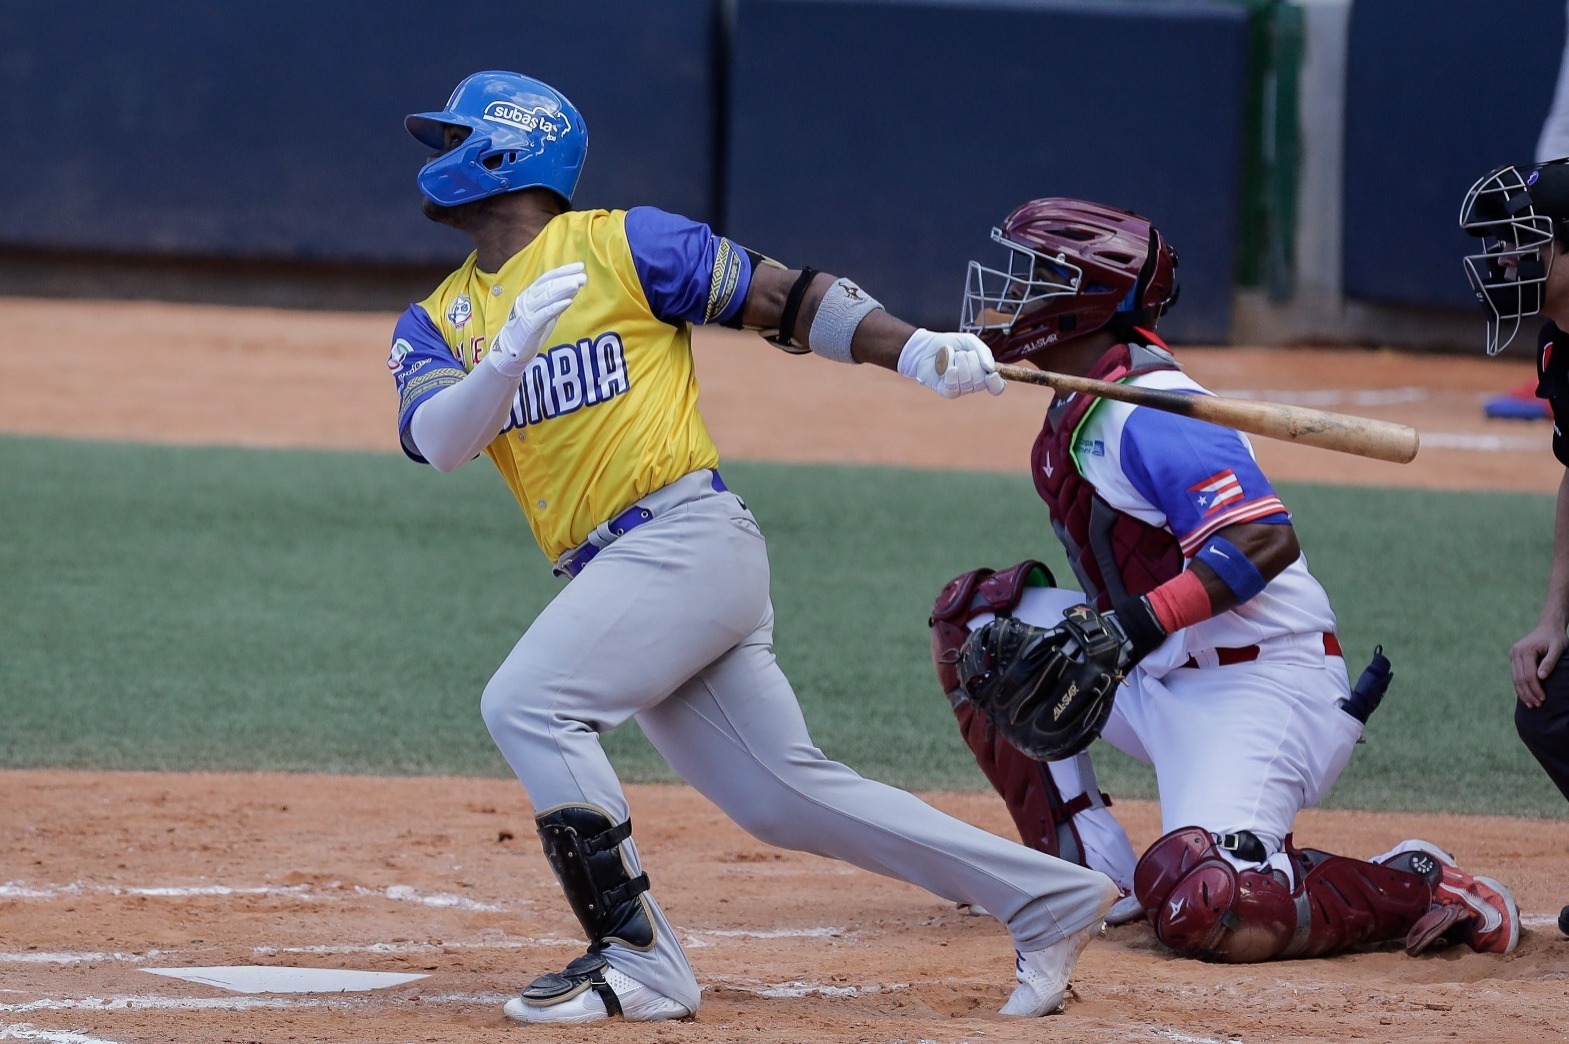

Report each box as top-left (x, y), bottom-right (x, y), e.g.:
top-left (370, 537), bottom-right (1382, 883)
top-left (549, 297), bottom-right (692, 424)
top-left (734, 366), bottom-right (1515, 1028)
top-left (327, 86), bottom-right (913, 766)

top-left (1541, 321), bottom-right (1569, 467)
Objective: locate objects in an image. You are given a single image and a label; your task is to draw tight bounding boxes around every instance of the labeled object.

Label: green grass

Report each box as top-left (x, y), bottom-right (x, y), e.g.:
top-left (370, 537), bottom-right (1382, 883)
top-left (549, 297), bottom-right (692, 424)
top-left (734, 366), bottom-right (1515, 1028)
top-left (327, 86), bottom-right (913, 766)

top-left (0, 434), bottom-right (1561, 817)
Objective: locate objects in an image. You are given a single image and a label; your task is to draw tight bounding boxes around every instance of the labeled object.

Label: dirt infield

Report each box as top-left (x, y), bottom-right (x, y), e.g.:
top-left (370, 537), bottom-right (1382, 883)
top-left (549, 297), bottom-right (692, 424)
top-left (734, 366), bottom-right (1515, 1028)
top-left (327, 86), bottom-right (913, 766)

top-left (2, 297), bottom-right (1567, 1043)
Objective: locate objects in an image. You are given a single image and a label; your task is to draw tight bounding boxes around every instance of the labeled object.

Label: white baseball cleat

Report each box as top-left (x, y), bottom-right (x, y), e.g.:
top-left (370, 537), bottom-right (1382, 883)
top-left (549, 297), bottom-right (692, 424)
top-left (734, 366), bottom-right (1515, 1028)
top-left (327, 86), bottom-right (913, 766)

top-left (999, 920), bottom-right (1104, 1017)
top-left (503, 958), bottom-right (691, 1024)
top-left (1000, 880), bottom-right (1119, 1017)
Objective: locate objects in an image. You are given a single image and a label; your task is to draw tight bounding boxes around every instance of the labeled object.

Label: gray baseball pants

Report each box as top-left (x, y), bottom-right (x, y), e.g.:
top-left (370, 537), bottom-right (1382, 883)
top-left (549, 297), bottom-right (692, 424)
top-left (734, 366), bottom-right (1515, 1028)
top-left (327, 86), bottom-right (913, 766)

top-left (480, 469), bottom-right (1115, 1010)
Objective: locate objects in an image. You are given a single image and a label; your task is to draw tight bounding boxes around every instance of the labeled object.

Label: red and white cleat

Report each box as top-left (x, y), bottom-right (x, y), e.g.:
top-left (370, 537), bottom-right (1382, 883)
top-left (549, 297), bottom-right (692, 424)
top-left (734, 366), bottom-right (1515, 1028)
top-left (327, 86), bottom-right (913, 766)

top-left (1379, 839), bottom-right (1521, 956)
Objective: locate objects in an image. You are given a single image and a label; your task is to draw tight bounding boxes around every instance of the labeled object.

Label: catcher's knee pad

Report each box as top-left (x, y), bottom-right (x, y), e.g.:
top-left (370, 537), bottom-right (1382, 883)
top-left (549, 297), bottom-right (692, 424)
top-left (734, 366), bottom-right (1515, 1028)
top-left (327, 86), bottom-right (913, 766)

top-left (929, 561), bottom-right (1108, 865)
top-left (535, 804), bottom-right (655, 951)
top-left (1134, 826), bottom-right (1432, 963)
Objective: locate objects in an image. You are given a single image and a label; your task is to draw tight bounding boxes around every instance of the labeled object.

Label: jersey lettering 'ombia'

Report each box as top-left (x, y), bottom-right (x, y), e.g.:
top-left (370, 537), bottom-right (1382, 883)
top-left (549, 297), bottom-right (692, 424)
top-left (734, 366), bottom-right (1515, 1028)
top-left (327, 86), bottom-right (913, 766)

top-left (387, 207), bottom-right (753, 561)
top-left (1072, 368), bottom-right (1337, 664)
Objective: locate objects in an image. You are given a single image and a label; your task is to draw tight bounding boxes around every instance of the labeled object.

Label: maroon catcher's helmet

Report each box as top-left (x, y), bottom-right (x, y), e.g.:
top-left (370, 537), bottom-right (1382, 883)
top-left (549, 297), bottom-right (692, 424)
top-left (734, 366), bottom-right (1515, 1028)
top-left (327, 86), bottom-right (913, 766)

top-left (961, 198), bottom-right (1179, 362)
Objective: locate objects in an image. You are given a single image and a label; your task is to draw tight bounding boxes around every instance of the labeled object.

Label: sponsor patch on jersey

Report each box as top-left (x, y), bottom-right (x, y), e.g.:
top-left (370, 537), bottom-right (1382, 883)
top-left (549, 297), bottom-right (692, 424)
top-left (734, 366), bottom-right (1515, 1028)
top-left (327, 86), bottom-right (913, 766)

top-left (484, 101), bottom-right (570, 141)
top-left (386, 337), bottom-right (412, 370)
top-left (447, 294), bottom-right (472, 330)
top-left (1188, 468), bottom-right (1243, 516)
top-left (1073, 436), bottom-right (1105, 457)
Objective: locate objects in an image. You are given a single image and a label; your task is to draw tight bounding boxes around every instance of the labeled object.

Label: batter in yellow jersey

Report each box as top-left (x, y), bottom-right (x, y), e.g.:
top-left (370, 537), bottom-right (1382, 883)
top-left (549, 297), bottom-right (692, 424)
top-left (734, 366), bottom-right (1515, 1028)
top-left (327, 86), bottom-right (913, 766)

top-left (392, 207), bottom-right (742, 560)
top-left (389, 69), bottom-right (1111, 1027)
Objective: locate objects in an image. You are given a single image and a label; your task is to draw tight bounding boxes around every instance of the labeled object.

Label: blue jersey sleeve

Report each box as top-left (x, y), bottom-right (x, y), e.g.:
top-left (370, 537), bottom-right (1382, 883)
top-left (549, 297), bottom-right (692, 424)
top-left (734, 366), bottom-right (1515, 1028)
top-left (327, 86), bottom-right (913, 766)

top-left (624, 206), bottom-right (753, 326)
top-left (388, 304), bottom-right (467, 463)
top-left (1118, 405), bottom-right (1288, 551)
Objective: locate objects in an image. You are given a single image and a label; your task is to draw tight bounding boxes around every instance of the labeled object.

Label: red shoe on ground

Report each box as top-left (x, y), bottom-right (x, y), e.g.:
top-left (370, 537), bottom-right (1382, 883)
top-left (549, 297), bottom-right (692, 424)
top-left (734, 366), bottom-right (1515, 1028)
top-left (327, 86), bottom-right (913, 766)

top-left (1380, 839), bottom-right (1520, 955)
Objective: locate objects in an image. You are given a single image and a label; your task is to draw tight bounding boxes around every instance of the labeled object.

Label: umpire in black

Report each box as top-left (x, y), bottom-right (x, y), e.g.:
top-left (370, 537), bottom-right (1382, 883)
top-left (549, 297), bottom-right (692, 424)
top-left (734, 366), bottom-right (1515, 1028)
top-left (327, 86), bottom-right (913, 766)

top-left (1461, 158), bottom-right (1569, 929)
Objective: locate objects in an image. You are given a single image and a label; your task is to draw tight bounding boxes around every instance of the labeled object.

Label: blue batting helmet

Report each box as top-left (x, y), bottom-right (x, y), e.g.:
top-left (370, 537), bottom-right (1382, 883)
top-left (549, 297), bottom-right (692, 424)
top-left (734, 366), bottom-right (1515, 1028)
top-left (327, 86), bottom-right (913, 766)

top-left (406, 71), bottom-right (588, 207)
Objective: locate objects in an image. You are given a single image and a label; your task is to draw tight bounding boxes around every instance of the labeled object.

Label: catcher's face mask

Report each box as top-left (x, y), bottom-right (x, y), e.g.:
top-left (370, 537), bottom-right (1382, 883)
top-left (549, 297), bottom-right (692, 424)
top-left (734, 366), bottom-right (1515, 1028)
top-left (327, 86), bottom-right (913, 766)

top-left (1460, 163), bottom-right (1559, 355)
top-left (961, 229), bottom-right (1082, 337)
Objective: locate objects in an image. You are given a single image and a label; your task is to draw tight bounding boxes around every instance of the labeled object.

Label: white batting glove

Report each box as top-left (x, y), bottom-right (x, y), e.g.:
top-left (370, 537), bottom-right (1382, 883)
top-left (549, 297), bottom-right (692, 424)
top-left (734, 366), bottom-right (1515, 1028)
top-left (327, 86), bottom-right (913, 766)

top-left (896, 329), bottom-right (1006, 398)
top-left (484, 262), bottom-right (588, 379)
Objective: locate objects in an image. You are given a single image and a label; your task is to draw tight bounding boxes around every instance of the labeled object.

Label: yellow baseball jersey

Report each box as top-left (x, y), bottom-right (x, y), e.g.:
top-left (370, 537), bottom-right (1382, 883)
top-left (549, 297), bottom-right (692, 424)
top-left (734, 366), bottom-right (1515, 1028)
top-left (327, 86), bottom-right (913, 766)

top-left (388, 207), bottom-right (753, 561)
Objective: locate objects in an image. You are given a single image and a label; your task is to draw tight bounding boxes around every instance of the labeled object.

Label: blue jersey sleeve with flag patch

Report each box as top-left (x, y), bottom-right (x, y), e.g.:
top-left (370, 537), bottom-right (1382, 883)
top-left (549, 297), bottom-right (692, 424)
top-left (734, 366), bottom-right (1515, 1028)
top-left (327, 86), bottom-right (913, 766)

top-left (624, 206), bottom-right (752, 327)
top-left (388, 303), bottom-right (467, 463)
top-left (1118, 405), bottom-right (1288, 555)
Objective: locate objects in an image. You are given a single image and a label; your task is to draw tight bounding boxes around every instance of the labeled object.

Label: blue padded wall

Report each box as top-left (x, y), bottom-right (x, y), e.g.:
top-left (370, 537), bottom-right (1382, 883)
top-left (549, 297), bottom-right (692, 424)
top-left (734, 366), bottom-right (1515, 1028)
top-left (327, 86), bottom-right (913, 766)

top-left (724, 0), bottom-right (1252, 341)
top-left (1343, 0), bottom-right (1563, 308)
top-left (0, 0), bottom-right (719, 266)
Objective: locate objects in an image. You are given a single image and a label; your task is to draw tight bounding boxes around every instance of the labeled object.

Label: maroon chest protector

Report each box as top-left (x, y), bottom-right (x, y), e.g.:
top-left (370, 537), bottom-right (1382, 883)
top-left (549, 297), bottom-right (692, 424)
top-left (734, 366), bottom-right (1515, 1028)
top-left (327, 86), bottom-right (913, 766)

top-left (1032, 338), bottom-right (1186, 610)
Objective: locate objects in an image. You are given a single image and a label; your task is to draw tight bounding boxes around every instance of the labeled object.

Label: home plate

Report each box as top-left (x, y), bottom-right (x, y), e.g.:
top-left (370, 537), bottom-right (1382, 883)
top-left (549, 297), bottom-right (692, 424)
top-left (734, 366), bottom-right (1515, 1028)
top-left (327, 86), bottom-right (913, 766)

top-left (142, 966), bottom-right (427, 993)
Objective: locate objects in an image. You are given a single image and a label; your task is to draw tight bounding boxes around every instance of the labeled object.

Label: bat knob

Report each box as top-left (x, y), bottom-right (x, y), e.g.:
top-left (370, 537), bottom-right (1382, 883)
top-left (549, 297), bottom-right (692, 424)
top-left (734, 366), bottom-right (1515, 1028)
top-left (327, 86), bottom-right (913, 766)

top-left (934, 345), bottom-right (951, 376)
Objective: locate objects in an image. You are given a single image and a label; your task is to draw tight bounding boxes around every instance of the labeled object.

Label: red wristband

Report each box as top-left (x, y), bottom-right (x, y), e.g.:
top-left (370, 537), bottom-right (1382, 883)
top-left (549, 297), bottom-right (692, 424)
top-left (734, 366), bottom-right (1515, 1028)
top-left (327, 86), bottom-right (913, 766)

top-left (1146, 570), bottom-right (1213, 633)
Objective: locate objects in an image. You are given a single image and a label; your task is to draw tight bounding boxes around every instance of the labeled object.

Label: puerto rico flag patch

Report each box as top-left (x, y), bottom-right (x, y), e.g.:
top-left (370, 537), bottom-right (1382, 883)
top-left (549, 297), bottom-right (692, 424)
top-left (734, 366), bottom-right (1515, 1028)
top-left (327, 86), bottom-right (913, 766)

top-left (1189, 469), bottom-right (1244, 516)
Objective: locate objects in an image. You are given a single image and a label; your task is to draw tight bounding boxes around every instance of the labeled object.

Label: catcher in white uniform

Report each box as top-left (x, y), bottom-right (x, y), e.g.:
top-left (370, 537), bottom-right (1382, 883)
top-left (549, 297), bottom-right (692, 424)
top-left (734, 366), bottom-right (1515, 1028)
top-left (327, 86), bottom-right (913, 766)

top-left (929, 198), bottom-right (1522, 962)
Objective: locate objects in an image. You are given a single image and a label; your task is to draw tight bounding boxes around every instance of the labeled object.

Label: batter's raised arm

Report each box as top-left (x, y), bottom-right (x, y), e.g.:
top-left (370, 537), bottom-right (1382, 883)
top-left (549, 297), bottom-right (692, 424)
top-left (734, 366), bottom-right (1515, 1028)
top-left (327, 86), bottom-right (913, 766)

top-left (738, 263), bottom-right (1005, 398)
top-left (406, 263), bottom-right (588, 472)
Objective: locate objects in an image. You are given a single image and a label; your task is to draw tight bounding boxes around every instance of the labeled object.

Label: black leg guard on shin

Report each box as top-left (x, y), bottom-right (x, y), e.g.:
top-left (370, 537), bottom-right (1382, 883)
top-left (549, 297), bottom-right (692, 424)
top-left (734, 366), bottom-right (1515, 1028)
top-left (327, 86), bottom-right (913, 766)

top-left (521, 805), bottom-right (657, 1008)
top-left (535, 804), bottom-right (656, 951)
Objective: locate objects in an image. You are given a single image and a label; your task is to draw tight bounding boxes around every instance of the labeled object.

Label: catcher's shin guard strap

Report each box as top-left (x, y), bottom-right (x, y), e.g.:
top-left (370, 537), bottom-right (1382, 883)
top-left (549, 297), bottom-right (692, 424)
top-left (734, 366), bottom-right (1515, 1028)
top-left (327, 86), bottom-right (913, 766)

top-left (1280, 839), bottom-right (1432, 958)
top-left (521, 951), bottom-right (623, 1016)
top-left (536, 805), bottom-right (655, 951)
top-left (950, 699), bottom-right (1102, 865)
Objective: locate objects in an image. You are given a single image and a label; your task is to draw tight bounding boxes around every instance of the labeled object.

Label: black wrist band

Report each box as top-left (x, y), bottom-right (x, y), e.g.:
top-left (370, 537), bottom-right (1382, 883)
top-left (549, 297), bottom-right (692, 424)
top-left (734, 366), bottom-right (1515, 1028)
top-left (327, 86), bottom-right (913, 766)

top-left (1111, 595), bottom-right (1167, 664)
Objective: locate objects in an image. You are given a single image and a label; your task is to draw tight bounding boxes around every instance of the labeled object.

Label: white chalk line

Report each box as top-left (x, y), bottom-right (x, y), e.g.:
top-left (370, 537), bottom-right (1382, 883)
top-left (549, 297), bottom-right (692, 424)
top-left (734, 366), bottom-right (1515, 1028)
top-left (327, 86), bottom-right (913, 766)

top-left (0, 1026), bottom-right (127, 1044)
top-left (737, 979), bottom-right (909, 999)
top-left (1418, 431), bottom-right (1546, 451)
top-left (1214, 386), bottom-right (1428, 408)
top-left (0, 992), bottom-right (507, 1014)
top-left (0, 880), bottom-right (502, 912)
top-left (1154, 1032), bottom-right (1240, 1044)
top-left (0, 926), bottom-right (853, 965)
top-left (0, 954), bottom-right (156, 967)
top-left (1204, 385), bottom-right (1555, 453)
top-left (684, 926), bottom-right (850, 949)
top-left (0, 977), bottom-right (905, 1015)
top-left (690, 927), bottom-right (845, 940)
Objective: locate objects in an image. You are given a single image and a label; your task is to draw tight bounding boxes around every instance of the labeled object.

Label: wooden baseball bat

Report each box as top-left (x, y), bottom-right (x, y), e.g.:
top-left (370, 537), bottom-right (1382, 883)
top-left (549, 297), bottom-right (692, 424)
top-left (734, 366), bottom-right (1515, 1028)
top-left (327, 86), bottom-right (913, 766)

top-left (934, 346), bottom-right (1419, 464)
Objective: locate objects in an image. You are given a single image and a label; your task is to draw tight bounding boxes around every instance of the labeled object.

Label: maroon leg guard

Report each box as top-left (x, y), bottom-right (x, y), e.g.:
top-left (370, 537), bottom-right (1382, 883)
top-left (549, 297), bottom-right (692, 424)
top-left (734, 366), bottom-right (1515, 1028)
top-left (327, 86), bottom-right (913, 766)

top-left (1133, 826), bottom-right (1434, 963)
top-left (930, 561), bottom-right (1102, 864)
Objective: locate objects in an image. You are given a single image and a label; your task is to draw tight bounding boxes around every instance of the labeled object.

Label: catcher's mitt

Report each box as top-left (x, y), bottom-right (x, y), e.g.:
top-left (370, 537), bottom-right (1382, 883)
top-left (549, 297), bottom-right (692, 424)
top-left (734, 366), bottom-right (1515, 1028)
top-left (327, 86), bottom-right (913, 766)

top-left (955, 604), bottom-right (1127, 761)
